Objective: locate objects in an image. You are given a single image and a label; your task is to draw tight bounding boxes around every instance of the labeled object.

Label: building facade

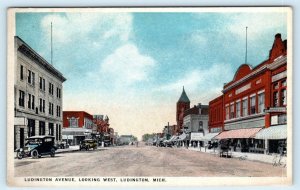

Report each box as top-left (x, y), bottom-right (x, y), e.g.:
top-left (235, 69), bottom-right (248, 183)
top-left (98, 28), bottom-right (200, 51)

top-left (209, 33), bottom-right (287, 154)
top-left (183, 104), bottom-right (209, 146)
top-left (176, 87), bottom-right (190, 134)
top-left (14, 36), bottom-right (66, 150)
top-left (62, 111), bottom-right (94, 145)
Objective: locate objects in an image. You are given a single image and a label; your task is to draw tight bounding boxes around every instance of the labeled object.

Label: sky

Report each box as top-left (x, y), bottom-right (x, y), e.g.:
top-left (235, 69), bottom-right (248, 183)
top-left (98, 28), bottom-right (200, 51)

top-left (15, 10), bottom-right (288, 139)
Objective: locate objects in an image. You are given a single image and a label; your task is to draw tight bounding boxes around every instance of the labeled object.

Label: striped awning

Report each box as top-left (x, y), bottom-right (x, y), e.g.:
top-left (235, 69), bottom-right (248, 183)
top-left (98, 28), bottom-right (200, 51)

top-left (255, 125), bottom-right (287, 140)
top-left (176, 133), bottom-right (187, 141)
top-left (214, 128), bottom-right (261, 139)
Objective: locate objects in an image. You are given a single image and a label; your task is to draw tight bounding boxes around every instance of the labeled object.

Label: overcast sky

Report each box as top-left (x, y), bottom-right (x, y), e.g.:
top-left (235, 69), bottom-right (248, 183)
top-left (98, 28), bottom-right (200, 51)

top-left (16, 9), bottom-right (288, 139)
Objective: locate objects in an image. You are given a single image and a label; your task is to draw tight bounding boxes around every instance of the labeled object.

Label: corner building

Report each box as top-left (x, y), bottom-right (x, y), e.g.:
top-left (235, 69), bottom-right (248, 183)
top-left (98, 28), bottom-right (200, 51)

top-left (209, 33), bottom-right (287, 154)
top-left (14, 36), bottom-right (66, 150)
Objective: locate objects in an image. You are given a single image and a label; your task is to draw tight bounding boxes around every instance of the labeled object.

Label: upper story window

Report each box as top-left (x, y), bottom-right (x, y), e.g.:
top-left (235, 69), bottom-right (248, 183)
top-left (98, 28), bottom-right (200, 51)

top-left (27, 93), bottom-right (35, 110)
top-left (273, 82), bottom-right (279, 90)
top-left (273, 91), bottom-right (279, 107)
top-left (258, 93), bottom-right (265, 113)
top-left (49, 102), bottom-right (54, 115)
top-left (39, 77), bottom-right (46, 91)
top-left (225, 105), bottom-right (229, 120)
top-left (56, 87), bottom-right (61, 99)
top-left (230, 104), bottom-right (234, 119)
top-left (281, 79), bottom-right (287, 87)
top-left (49, 82), bottom-right (54, 95)
top-left (20, 65), bottom-right (24, 80)
top-left (250, 95), bottom-right (256, 114)
top-left (27, 70), bottom-right (35, 86)
top-left (39, 98), bottom-right (45, 113)
top-left (19, 90), bottom-right (25, 107)
top-left (69, 117), bottom-right (79, 128)
top-left (56, 105), bottom-right (61, 117)
top-left (242, 98), bottom-right (248, 116)
top-left (281, 89), bottom-right (287, 106)
top-left (236, 101), bottom-right (241, 118)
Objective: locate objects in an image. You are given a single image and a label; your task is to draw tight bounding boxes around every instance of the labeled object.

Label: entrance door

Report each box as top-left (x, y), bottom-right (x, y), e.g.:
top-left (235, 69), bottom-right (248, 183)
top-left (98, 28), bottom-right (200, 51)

top-left (20, 128), bottom-right (24, 148)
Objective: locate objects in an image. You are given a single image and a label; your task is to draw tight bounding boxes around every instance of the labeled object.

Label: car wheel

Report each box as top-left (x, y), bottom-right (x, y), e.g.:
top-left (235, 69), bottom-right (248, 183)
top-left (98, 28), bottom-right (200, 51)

top-left (86, 146), bottom-right (89, 151)
top-left (17, 152), bottom-right (23, 159)
top-left (31, 149), bottom-right (39, 159)
top-left (50, 148), bottom-right (55, 157)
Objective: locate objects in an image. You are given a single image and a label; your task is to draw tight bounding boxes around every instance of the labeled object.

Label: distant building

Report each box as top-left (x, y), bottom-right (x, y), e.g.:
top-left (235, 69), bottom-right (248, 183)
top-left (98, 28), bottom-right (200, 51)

top-left (14, 36), bottom-right (66, 150)
top-left (118, 135), bottom-right (135, 145)
top-left (183, 104), bottom-right (209, 147)
top-left (176, 87), bottom-right (190, 134)
top-left (62, 111), bottom-right (94, 145)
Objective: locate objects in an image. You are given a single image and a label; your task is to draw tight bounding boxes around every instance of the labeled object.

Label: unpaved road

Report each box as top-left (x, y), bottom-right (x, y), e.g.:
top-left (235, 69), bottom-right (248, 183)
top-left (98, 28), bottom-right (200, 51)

top-left (14, 145), bottom-right (286, 177)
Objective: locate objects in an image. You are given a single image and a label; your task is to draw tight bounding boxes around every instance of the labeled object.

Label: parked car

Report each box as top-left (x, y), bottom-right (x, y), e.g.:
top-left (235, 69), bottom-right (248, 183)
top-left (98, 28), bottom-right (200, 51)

top-left (80, 139), bottom-right (97, 150)
top-left (56, 141), bottom-right (69, 149)
top-left (16, 136), bottom-right (57, 159)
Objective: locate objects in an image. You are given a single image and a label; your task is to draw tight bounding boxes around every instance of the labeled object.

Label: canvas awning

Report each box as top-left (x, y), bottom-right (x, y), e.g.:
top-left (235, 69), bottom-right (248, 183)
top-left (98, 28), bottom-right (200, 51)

top-left (169, 136), bottom-right (178, 142)
top-left (255, 125), bottom-right (287, 140)
top-left (176, 133), bottom-right (187, 141)
top-left (214, 128), bottom-right (261, 139)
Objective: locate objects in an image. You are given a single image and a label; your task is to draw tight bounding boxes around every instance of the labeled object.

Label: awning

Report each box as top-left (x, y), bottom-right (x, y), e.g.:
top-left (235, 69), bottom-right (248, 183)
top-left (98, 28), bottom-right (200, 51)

top-left (176, 133), bottom-right (187, 141)
top-left (214, 128), bottom-right (261, 139)
top-left (200, 133), bottom-right (219, 141)
top-left (255, 125), bottom-right (287, 140)
top-left (169, 136), bottom-right (179, 142)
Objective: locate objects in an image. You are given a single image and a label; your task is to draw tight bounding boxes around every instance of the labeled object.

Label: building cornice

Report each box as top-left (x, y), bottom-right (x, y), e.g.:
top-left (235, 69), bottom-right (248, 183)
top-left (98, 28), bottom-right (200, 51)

top-left (222, 55), bottom-right (287, 93)
top-left (16, 36), bottom-right (66, 82)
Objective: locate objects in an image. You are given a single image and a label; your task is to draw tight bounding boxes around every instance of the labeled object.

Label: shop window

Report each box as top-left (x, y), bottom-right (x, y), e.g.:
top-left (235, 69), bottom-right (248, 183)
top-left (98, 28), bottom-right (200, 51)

top-left (242, 99), bottom-right (248, 116)
top-left (273, 92), bottom-right (279, 107)
top-left (258, 93), bottom-right (265, 113)
top-left (281, 89), bottom-right (287, 106)
top-left (250, 96), bottom-right (256, 114)
top-left (236, 102), bottom-right (241, 118)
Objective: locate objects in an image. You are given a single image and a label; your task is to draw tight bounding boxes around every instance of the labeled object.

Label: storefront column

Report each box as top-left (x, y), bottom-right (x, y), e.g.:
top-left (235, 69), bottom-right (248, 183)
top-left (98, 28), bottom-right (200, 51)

top-left (35, 120), bottom-right (39, 136)
top-left (45, 122), bottom-right (49, 136)
top-left (264, 139), bottom-right (269, 154)
top-left (198, 141), bottom-right (200, 148)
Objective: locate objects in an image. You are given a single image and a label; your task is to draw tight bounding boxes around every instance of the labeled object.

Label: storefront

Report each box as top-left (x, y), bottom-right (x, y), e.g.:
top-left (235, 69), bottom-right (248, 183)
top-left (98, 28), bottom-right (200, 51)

top-left (214, 128), bottom-right (262, 152)
top-left (255, 124), bottom-right (287, 154)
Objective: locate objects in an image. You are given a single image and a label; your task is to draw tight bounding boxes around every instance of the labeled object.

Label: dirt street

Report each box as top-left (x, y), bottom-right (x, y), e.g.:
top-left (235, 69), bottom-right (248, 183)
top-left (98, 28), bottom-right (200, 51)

top-left (14, 145), bottom-right (286, 177)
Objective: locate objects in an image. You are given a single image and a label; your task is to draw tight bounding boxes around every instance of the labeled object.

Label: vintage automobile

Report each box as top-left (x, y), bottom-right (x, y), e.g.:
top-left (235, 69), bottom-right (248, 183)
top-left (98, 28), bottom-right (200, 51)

top-left (16, 136), bottom-right (57, 159)
top-left (79, 139), bottom-right (97, 150)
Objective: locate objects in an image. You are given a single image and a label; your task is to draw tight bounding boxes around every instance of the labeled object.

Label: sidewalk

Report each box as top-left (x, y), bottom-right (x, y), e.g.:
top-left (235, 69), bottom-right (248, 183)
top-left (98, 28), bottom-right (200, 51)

top-left (187, 147), bottom-right (286, 165)
top-left (55, 145), bottom-right (110, 154)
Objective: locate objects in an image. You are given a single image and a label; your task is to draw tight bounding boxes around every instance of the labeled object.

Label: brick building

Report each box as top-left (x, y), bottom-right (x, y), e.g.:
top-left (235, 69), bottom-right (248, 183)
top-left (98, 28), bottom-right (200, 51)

top-left (62, 111), bottom-right (94, 145)
top-left (14, 36), bottom-right (66, 150)
top-left (176, 87), bottom-right (190, 134)
top-left (209, 33), bottom-right (287, 154)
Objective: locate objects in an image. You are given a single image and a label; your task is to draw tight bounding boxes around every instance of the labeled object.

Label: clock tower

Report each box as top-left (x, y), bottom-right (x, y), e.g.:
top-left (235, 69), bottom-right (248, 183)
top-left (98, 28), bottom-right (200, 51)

top-left (176, 86), bottom-right (190, 134)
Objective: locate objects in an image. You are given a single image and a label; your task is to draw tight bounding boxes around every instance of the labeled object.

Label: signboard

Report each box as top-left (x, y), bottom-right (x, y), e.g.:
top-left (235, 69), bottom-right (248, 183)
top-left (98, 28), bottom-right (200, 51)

top-left (14, 117), bottom-right (27, 126)
top-left (190, 133), bottom-right (204, 141)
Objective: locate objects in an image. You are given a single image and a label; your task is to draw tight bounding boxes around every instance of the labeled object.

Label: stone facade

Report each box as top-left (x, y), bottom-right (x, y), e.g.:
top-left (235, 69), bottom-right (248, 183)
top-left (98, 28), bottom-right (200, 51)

top-left (14, 36), bottom-right (66, 150)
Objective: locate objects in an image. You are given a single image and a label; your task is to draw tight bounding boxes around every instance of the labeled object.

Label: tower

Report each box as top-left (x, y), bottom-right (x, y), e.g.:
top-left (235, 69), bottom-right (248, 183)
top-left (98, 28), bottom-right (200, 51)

top-left (176, 86), bottom-right (190, 133)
